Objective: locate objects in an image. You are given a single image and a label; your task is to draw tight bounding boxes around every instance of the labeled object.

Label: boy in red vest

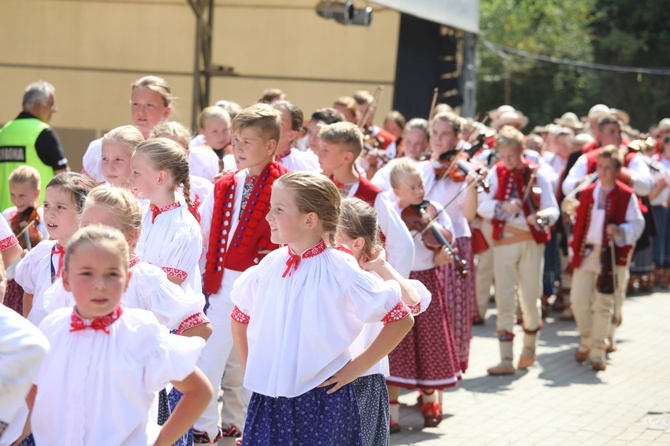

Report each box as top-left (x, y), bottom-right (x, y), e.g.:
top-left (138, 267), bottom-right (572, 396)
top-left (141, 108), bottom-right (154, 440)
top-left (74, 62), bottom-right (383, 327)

top-left (195, 104), bottom-right (289, 443)
top-left (477, 126), bottom-right (560, 375)
top-left (317, 121), bottom-right (414, 278)
top-left (568, 145), bottom-right (644, 371)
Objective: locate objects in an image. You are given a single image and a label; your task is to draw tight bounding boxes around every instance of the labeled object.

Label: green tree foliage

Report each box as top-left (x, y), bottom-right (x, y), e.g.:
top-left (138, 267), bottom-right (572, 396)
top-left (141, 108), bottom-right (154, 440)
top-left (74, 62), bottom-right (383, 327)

top-left (476, 0), bottom-right (670, 130)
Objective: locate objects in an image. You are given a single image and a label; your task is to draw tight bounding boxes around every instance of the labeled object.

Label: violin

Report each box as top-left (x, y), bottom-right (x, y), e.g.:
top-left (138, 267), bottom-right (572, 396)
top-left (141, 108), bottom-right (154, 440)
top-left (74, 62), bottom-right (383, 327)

top-left (361, 126), bottom-right (391, 164)
top-left (401, 200), bottom-right (468, 277)
top-left (596, 224), bottom-right (616, 294)
top-left (519, 166), bottom-right (548, 232)
top-left (432, 149), bottom-right (490, 192)
top-left (10, 206), bottom-right (42, 250)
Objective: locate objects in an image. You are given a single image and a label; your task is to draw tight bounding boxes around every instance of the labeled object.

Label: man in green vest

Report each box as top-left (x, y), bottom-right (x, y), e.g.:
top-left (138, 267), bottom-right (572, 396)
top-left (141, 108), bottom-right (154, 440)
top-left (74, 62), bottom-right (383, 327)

top-left (0, 80), bottom-right (69, 210)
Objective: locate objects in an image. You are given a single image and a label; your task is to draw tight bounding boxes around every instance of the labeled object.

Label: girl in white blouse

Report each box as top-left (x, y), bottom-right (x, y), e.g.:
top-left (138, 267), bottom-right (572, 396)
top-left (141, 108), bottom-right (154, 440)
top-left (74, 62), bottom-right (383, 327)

top-left (16, 173), bottom-right (96, 325)
top-left (336, 197), bottom-right (431, 446)
top-left (230, 172), bottom-right (414, 446)
top-left (27, 225), bottom-right (212, 446)
top-left (130, 138), bottom-right (203, 295)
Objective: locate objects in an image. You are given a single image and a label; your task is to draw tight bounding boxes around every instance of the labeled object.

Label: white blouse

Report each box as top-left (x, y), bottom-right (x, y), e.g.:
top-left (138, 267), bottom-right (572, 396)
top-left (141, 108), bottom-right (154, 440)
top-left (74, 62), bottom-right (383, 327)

top-left (351, 275), bottom-right (431, 377)
top-left (0, 216), bottom-right (19, 252)
top-left (15, 239), bottom-right (60, 325)
top-left (231, 245), bottom-right (407, 398)
top-left (136, 204), bottom-right (203, 295)
top-left (81, 138), bottom-right (106, 184)
top-left (0, 305), bottom-right (49, 446)
top-left (188, 145), bottom-right (219, 183)
top-left (421, 161), bottom-right (472, 238)
top-left (276, 148), bottom-right (320, 172)
top-left (42, 261), bottom-right (207, 332)
top-left (32, 308), bottom-right (205, 446)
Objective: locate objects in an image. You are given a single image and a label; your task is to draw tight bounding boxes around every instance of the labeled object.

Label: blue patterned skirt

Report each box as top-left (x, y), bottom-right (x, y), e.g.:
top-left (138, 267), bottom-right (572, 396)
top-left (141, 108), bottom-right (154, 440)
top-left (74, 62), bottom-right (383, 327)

top-left (351, 374), bottom-right (390, 446)
top-left (242, 384), bottom-right (363, 446)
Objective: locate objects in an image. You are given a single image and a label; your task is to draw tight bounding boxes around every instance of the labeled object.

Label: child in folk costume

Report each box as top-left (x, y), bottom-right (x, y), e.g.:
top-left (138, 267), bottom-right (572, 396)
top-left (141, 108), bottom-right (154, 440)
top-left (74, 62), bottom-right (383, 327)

top-left (151, 121), bottom-right (214, 208)
top-left (42, 185), bottom-right (212, 339)
top-left (421, 112), bottom-right (479, 373)
top-left (130, 138), bottom-right (203, 294)
top-left (317, 121), bottom-right (415, 279)
top-left (16, 172), bottom-right (96, 324)
top-left (271, 100), bottom-right (321, 172)
top-left (100, 125), bottom-right (145, 188)
top-left (231, 172), bottom-right (414, 446)
top-left (41, 185), bottom-right (212, 445)
top-left (477, 126), bottom-right (560, 375)
top-left (568, 146), bottom-right (644, 371)
top-left (2, 166), bottom-right (50, 314)
top-left (192, 105), bottom-right (232, 180)
top-left (82, 75), bottom-right (173, 184)
top-left (195, 104), bottom-right (290, 443)
top-left (386, 158), bottom-right (462, 431)
top-left (0, 259), bottom-right (49, 446)
top-left (336, 197), bottom-right (431, 446)
top-left (27, 226), bottom-right (212, 446)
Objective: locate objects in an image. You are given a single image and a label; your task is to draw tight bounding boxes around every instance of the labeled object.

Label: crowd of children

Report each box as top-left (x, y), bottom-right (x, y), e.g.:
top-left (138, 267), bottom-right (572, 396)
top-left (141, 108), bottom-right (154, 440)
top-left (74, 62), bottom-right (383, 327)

top-left (1, 76), bottom-right (664, 446)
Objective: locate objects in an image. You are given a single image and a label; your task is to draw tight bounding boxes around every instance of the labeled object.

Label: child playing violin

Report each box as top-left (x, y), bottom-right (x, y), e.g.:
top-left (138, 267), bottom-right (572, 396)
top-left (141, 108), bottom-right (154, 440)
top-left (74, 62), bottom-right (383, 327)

top-left (2, 166), bottom-right (50, 314)
top-left (386, 157), bottom-right (461, 431)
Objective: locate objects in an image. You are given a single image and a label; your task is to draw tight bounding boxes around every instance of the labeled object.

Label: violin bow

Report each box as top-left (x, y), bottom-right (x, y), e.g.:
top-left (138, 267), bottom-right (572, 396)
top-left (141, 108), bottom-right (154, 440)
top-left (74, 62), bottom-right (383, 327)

top-left (15, 218), bottom-right (37, 240)
top-left (358, 86), bottom-right (384, 129)
top-left (418, 177), bottom-right (480, 237)
top-left (610, 237), bottom-right (618, 291)
top-left (428, 87), bottom-right (439, 119)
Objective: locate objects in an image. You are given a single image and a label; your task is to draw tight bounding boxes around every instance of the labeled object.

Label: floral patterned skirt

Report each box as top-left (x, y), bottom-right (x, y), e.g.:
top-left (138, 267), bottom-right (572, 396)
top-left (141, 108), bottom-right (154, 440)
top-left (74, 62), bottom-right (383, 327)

top-left (242, 384), bottom-right (363, 446)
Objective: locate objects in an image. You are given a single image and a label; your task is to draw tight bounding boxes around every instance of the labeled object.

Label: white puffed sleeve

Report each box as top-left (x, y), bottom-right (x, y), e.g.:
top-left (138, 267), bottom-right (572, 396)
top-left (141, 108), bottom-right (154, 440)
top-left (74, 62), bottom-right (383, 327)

top-left (229, 263), bottom-right (262, 322)
top-left (143, 327), bottom-right (205, 393)
top-left (159, 223), bottom-right (202, 283)
top-left (14, 240), bottom-right (54, 295)
top-left (344, 270), bottom-right (408, 325)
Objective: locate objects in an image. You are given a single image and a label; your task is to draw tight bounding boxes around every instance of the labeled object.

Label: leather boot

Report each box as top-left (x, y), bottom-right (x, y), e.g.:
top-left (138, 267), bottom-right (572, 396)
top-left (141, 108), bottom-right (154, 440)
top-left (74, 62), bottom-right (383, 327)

top-left (518, 332), bottom-right (537, 370)
top-left (487, 341), bottom-right (515, 375)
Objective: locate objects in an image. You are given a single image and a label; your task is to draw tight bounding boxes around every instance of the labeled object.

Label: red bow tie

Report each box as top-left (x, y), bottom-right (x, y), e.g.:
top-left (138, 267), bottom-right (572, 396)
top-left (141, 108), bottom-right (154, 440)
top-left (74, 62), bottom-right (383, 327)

top-left (282, 240), bottom-right (327, 278)
top-left (52, 243), bottom-right (65, 279)
top-left (70, 306), bottom-right (123, 334)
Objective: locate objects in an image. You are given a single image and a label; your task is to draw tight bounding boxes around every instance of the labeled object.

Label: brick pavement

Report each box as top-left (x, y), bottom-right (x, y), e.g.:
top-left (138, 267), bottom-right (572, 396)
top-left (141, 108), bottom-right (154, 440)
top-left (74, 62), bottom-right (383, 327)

top-left (390, 292), bottom-right (670, 445)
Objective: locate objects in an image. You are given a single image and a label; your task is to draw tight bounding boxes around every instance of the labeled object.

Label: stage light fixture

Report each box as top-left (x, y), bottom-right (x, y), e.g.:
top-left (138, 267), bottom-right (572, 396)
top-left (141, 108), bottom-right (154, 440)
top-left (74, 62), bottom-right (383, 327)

top-left (315, 1), bottom-right (372, 26)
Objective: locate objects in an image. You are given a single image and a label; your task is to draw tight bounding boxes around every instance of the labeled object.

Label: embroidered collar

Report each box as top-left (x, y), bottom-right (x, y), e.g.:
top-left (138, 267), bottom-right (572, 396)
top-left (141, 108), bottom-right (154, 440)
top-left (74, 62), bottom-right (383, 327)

top-left (275, 148), bottom-right (292, 161)
top-left (149, 202), bottom-right (181, 223)
top-left (282, 240), bottom-right (327, 278)
top-left (70, 305), bottom-right (123, 334)
top-left (129, 253), bottom-right (141, 268)
top-left (329, 174), bottom-right (345, 190)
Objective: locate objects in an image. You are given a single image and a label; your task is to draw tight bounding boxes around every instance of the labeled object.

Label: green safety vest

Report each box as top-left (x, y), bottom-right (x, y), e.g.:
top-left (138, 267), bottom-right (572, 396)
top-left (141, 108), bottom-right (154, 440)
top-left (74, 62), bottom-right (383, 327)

top-left (0, 118), bottom-right (54, 210)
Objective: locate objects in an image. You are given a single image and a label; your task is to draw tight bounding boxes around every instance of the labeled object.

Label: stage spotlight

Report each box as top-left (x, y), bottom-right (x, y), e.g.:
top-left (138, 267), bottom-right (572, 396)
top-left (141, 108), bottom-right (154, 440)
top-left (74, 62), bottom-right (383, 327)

top-left (315, 1), bottom-right (354, 24)
top-left (351, 6), bottom-right (373, 26)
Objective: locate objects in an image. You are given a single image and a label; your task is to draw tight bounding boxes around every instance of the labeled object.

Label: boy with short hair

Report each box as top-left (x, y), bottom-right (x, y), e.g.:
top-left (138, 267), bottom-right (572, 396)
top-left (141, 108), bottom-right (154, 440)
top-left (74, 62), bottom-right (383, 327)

top-left (317, 121), bottom-right (414, 278)
top-left (271, 100), bottom-right (320, 172)
top-left (195, 103), bottom-right (290, 444)
top-left (2, 166), bottom-right (50, 315)
top-left (568, 145), bottom-right (644, 371)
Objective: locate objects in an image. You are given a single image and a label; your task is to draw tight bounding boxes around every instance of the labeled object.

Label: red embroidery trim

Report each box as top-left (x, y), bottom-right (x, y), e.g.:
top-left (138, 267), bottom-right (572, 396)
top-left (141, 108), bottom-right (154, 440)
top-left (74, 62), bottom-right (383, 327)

top-left (162, 267), bottom-right (188, 281)
top-left (0, 234), bottom-right (19, 251)
top-left (329, 174), bottom-right (345, 190)
top-left (231, 306), bottom-right (250, 324)
top-left (129, 253), bottom-right (141, 269)
top-left (282, 240), bottom-right (327, 278)
top-left (408, 302), bottom-right (422, 315)
top-left (149, 202), bottom-right (181, 223)
top-left (275, 148), bottom-right (292, 162)
top-left (70, 305), bottom-right (123, 334)
top-left (176, 312), bottom-right (210, 334)
top-left (380, 300), bottom-right (410, 325)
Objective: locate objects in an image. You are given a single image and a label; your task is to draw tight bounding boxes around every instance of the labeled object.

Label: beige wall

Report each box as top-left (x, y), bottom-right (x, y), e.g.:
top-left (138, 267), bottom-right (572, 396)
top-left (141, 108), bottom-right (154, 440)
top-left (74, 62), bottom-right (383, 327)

top-left (0, 0), bottom-right (400, 171)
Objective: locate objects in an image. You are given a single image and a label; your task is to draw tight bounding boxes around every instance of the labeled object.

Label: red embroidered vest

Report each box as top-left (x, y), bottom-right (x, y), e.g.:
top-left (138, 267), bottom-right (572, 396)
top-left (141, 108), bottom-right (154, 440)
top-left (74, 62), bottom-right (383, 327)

top-left (491, 161), bottom-right (550, 244)
top-left (569, 181), bottom-right (634, 268)
top-left (203, 162), bottom-right (289, 294)
top-left (584, 147), bottom-right (646, 212)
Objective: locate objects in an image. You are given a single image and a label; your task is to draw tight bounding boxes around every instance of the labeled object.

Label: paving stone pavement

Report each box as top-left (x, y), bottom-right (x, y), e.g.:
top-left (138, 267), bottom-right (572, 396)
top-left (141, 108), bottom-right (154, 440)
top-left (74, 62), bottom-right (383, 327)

top-left (390, 291), bottom-right (670, 445)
